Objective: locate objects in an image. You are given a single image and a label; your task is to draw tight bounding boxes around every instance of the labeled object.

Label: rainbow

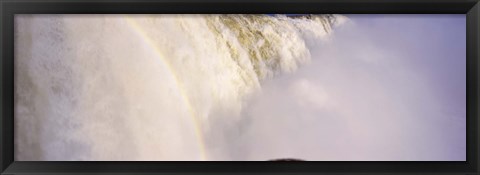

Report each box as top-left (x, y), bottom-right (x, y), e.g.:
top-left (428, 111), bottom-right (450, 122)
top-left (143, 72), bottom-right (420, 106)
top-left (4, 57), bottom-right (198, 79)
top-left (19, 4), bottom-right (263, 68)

top-left (124, 17), bottom-right (208, 161)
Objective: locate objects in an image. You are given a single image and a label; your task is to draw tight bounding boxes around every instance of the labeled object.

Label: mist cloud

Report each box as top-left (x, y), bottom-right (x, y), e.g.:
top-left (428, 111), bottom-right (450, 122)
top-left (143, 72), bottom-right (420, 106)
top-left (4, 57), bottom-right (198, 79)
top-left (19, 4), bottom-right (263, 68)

top-left (211, 15), bottom-right (466, 161)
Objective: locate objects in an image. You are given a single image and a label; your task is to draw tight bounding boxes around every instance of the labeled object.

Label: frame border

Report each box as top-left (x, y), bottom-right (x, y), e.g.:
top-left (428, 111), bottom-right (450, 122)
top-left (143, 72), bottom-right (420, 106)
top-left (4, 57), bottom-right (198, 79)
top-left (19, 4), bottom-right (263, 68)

top-left (1, 0), bottom-right (479, 174)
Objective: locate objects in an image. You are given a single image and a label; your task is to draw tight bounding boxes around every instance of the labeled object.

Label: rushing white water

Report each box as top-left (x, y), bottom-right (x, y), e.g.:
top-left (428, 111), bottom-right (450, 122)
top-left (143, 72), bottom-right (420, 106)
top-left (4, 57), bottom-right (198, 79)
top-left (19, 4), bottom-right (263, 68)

top-left (14, 14), bottom-right (347, 160)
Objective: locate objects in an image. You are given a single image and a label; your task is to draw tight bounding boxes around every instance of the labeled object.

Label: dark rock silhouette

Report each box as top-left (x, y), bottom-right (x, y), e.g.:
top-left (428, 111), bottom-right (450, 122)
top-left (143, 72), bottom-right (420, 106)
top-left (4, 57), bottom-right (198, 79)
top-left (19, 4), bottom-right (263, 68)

top-left (269, 158), bottom-right (305, 161)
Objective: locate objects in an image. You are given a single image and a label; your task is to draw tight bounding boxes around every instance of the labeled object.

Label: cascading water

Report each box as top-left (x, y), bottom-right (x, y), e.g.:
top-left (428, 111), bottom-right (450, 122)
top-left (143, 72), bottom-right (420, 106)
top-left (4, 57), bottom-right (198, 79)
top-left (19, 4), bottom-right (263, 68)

top-left (14, 14), bottom-right (347, 160)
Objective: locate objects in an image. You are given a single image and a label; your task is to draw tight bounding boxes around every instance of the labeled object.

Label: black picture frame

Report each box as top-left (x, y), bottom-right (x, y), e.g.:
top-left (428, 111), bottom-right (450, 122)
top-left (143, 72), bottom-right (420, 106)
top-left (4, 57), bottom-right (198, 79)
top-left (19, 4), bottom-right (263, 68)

top-left (1, 0), bottom-right (479, 174)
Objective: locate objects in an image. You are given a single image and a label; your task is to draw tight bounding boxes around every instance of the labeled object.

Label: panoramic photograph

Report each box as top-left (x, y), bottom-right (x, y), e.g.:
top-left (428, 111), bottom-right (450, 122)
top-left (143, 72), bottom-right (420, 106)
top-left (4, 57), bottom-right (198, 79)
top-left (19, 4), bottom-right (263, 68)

top-left (14, 14), bottom-right (466, 161)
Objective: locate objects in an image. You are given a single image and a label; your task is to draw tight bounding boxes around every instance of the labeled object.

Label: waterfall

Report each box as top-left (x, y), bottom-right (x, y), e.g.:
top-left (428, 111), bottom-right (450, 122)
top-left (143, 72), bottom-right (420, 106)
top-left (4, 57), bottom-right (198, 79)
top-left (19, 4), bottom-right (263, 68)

top-left (14, 14), bottom-right (347, 160)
